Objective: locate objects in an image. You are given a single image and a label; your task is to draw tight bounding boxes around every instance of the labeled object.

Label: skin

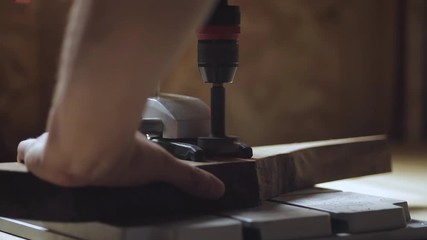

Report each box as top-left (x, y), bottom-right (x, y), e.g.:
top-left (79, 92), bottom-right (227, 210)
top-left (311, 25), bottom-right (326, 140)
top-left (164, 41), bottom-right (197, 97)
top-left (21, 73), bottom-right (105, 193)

top-left (16, 0), bottom-right (225, 199)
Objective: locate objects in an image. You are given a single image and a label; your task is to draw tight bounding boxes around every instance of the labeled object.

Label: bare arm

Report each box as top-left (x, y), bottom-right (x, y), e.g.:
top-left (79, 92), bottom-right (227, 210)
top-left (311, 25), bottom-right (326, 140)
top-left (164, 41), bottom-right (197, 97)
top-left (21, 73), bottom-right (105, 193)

top-left (17, 0), bottom-right (224, 199)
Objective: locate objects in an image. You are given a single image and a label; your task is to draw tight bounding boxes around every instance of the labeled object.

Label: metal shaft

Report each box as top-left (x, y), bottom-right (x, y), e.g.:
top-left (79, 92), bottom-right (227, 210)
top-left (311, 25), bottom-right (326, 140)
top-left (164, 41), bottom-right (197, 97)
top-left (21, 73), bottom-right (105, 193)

top-left (211, 84), bottom-right (225, 137)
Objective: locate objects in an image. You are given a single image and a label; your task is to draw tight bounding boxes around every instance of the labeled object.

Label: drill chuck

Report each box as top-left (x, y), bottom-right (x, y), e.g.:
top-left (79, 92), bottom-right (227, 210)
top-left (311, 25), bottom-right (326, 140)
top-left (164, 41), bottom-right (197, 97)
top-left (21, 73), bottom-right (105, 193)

top-left (142, 1), bottom-right (252, 161)
top-left (195, 1), bottom-right (252, 159)
top-left (197, 0), bottom-right (240, 84)
top-left (198, 40), bottom-right (238, 84)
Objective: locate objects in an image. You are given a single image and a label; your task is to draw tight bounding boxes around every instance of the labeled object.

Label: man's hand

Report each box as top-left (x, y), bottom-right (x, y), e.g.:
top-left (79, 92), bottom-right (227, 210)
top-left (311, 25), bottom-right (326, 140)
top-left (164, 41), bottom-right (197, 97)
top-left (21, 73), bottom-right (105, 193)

top-left (17, 132), bottom-right (225, 199)
top-left (16, 0), bottom-right (223, 199)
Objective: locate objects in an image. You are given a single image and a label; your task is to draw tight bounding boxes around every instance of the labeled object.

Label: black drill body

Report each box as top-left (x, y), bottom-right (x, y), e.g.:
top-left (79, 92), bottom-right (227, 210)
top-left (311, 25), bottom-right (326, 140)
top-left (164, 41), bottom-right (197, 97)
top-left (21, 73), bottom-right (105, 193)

top-left (197, 0), bottom-right (252, 158)
top-left (140, 0), bottom-right (252, 161)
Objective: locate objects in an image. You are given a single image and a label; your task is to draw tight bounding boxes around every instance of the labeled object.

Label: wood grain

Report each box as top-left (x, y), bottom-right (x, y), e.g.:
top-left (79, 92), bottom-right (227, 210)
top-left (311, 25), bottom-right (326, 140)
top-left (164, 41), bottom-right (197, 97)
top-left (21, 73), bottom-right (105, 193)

top-left (0, 136), bottom-right (390, 222)
top-left (254, 135), bottom-right (390, 199)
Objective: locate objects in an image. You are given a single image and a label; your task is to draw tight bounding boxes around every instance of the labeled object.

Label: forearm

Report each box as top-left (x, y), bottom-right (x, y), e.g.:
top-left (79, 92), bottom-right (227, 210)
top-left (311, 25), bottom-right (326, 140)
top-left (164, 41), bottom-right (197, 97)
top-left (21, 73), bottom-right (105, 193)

top-left (29, 0), bottom-right (216, 185)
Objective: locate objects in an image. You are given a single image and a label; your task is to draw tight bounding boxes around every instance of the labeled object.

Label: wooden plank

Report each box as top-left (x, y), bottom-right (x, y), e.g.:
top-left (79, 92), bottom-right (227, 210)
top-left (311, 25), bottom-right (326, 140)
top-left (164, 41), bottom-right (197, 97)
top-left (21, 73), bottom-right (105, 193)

top-left (320, 145), bottom-right (427, 221)
top-left (254, 135), bottom-right (391, 199)
top-left (0, 160), bottom-right (260, 223)
top-left (0, 136), bottom-right (390, 222)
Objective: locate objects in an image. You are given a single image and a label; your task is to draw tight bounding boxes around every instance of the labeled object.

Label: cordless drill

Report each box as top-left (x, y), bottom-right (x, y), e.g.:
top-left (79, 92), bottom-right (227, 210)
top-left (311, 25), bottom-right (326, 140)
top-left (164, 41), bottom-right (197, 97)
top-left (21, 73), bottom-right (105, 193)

top-left (196, 0), bottom-right (252, 158)
top-left (141, 0), bottom-right (252, 160)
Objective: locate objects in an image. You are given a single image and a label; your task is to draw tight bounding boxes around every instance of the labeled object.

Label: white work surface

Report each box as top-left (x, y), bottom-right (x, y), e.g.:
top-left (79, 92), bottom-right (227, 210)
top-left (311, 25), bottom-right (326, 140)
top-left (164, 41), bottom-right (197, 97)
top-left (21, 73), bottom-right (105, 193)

top-left (318, 145), bottom-right (427, 221)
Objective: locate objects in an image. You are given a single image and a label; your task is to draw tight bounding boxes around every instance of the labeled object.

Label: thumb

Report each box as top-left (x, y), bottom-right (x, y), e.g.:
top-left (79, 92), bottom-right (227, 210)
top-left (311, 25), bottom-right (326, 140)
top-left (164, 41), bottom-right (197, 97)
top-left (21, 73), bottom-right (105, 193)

top-left (164, 160), bottom-right (225, 200)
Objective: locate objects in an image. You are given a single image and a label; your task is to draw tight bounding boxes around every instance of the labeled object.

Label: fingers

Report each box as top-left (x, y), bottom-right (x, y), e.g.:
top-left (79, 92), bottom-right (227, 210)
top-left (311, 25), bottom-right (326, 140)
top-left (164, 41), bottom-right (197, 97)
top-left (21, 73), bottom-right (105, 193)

top-left (17, 138), bottom-right (36, 163)
top-left (17, 133), bottom-right (48, 164)
top-left (163, 160), bottom-right (225, 200)
top-left (134, 133), bottom-right (225, 199)
top-left (17, 132), bottom-right (226, 201)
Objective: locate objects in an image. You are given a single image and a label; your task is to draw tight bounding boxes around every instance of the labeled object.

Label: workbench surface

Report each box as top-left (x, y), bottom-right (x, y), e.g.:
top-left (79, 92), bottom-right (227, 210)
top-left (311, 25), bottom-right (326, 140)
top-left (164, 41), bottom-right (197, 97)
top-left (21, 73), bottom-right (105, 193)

top-left (319, 145), bottom-right (427, 220)
top-left (0, 144), bottom-right (425, 240)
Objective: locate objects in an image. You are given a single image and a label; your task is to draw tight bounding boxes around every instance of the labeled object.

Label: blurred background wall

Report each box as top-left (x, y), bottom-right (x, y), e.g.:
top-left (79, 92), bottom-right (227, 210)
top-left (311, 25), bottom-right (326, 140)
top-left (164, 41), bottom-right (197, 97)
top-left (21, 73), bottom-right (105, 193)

top-left (0, 0), bottom-right (425, 162)
top-left (0, 0), bottom-right (70, 161)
